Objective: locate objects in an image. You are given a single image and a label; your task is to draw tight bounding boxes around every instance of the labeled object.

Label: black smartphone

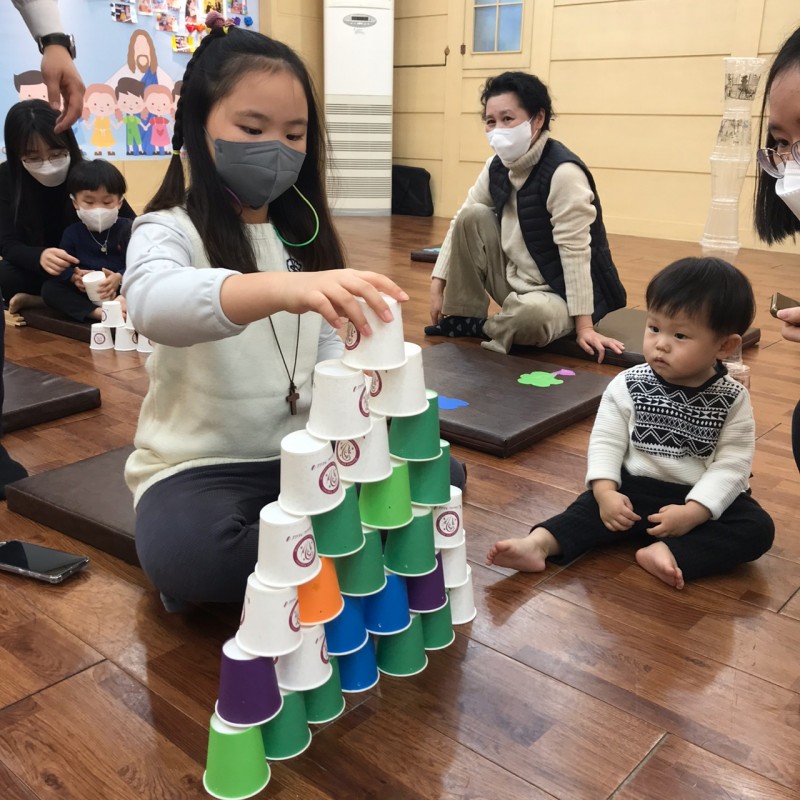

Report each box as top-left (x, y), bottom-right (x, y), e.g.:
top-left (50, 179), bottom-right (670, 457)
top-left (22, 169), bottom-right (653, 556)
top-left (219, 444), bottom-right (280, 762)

top-left (770, 292), bottom-right (800, 317)
top-left (0, 540), bottom-right (89, 584)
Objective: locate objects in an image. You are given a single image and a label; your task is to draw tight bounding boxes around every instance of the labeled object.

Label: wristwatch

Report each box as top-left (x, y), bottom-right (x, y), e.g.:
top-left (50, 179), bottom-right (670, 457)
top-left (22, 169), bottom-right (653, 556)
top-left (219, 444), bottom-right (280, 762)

top-left (36, 33), bottom-right (77, 59)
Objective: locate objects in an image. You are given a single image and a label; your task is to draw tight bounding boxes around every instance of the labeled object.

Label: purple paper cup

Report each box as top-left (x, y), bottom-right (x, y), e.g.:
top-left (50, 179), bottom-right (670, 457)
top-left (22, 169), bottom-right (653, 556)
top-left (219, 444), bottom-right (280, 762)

top-left (406, 552), bottom-right (447, 613)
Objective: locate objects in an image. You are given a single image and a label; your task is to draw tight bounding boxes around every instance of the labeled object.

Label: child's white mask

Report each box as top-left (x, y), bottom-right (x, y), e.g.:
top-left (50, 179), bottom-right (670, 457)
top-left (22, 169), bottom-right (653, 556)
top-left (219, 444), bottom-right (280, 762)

top-left (776, 160), bottom-right (800, 220)
top-left (76, 206), bottom-right (120, 233)
top-left (486, 119), bottom-right (534, 164)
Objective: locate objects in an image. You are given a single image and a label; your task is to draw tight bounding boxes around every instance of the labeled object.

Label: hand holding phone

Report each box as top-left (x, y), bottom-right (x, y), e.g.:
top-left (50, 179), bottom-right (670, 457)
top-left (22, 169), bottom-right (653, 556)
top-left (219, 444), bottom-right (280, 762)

top-left (769, 292), bottom-right (800, 317)
top-left (0, 540), bottom-right (89, 584)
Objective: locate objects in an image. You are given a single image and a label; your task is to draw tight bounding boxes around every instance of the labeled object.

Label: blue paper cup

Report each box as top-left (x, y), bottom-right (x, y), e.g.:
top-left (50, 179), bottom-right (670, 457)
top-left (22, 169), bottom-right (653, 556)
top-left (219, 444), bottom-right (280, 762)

top-left (362, 573), bottom-right (412, 635)
top-left (337, 639), bottom-right (380, 693)
top-left (324, 595), bottom-right (370, 656)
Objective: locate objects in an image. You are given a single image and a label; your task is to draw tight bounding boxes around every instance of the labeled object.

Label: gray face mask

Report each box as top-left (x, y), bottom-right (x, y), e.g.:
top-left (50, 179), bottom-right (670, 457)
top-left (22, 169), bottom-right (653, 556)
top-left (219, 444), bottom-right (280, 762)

top-left (211, 137), bottom-right (306, 209)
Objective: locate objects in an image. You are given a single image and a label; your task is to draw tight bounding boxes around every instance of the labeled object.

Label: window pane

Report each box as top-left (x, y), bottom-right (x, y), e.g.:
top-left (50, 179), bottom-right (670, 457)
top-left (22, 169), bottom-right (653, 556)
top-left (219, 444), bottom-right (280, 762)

top-left (497, 4), bottom-right (522, 51)
top-left (474, 0), bottom-right (495, 5)
top-left (499, 0), bottom-right (519, 3)
top-left (473, 6), bottom-right (497, 52)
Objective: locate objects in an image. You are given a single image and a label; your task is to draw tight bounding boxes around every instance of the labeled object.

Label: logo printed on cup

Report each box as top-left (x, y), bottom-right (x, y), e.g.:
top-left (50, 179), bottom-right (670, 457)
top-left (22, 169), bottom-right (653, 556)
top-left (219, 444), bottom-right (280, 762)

top-left (93, 332), bottom-right (107, 345)
top-left (321, 638), bottom-right (329, 664)
top-left (358, 387), bottom-right (369, 417)
top-left (370, 372), bottom-right (382, 398)
top-left (436, 511), bottom-right (461, 537)
top-left (319, 462), bottom-right (340, 495)
top-left (336, 439), bottom-right (360, 467)
top-left (293, 534), bottom-right (317, 567)
top-left (344, 322), bottom-right (360, 350)
top-left (289, 600), bottom-right (300, 632)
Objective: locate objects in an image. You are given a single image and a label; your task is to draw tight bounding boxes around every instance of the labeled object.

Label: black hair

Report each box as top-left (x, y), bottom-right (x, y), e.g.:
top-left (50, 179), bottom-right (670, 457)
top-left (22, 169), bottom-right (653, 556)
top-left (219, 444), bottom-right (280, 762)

top-left (147, 26), bottom-right (344, 273)
top-left (480, 71), bottom-right (554, 130)
top-left (66, 159), bottom-right (127, 197)
top-left (754, 27), bottom-right (800, 244)
top-left (646, 257), bottom-right (755, 337)
top-left (3, 99), bottom-right (83, 244)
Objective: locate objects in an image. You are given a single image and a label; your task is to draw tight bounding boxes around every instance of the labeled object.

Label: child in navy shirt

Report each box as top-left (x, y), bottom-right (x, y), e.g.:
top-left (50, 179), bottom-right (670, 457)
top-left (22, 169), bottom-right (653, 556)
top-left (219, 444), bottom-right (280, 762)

top-left (41, 159), bottom-right (133, 322)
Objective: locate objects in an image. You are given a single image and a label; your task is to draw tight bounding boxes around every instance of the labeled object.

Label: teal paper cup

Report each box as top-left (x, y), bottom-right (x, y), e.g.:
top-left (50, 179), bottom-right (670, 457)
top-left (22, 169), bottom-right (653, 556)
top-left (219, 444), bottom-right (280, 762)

top-left (260, 690), bottom-right (312, 761)
top-left (203, 713), bottom-right (270, 800)
top-left (388, 389), bottom-right (442, 461)
top-left (358, 457), bottom-right (413, 530)
top-left (334, 527), bottom-right (387, 597)
top-left (311, 481), bottom-right (366, 557)
top-left (408, 440), bottom-right (451, 506)
top-left (383, 506), bottom-right (437, 577)
top-left (375, 613), bottom-right (428, 677)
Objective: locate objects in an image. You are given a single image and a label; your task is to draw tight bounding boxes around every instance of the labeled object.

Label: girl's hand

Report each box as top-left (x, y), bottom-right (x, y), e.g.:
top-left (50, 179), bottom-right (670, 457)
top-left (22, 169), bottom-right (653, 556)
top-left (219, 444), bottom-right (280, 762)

top-left (222, 268), bottom-right (409, 334)
top-left (72, 267), bottom-right (87, 290)
top-left (429, 278), bottom-right (445, 325)
top-left (576, 327), bottom-right (625, 364)
top-left (97, 268), bottom-right (122, 300)
top-left (777, 307), bottom-right (800, 344)
top-left (40, 248), bottom-right (79, 276)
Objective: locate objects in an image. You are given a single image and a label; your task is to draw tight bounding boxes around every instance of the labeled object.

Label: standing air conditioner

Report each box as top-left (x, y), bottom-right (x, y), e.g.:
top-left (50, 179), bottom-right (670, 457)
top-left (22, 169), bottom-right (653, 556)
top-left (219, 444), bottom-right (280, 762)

top-left (324, 0), bottom-right (394, 214)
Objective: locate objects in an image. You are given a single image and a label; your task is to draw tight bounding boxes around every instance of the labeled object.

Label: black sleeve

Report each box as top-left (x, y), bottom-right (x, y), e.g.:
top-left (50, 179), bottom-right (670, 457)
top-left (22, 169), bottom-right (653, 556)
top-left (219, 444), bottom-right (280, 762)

top-left (0, 163), bottom-right (45, 273)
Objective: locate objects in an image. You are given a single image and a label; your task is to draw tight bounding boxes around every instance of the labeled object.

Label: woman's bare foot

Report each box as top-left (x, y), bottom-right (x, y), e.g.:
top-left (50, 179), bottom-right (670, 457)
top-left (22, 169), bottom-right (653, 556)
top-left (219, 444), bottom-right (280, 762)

top-left (486, 527), bottom-right (559, 572)
top-left (635, 542), bottom-right (685, 589)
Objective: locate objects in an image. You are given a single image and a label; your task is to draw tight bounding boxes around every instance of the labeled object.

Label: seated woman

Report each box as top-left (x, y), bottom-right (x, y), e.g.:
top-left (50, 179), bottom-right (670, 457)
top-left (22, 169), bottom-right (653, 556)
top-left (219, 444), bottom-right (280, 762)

top-left (0, 99), bottom-right (135, 310)
top-left (425, 71), bottom-right (627, 360)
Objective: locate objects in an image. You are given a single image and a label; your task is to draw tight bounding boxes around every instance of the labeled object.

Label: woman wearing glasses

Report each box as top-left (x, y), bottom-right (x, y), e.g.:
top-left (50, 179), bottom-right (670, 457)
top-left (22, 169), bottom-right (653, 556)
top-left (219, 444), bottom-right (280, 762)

top-left (754, 25), bottom-right (800, 470)
top-left (0, 99), bottom-right (135, 307)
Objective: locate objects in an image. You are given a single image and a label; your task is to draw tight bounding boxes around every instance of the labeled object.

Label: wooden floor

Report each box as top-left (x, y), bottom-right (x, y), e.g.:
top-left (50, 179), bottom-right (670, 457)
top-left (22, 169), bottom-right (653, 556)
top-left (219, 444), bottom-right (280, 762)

top-left (2, 216), bottom-right (800, 799)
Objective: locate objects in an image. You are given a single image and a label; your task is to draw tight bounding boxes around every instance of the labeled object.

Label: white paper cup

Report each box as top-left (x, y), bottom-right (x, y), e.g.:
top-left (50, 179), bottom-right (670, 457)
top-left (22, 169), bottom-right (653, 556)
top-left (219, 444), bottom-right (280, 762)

top-left (340, 295), bottom-right (407, 371)
top-left (441, 541), bottom-right (468, 588)
top-left (369, 342), bottom-right (428, 418)
top-left (114, 325), bottom-right (137, 351)
top-left (306, 359), bottom-right (372, 440)
top-left (89, 323), bottom-right (113, 350)
top-left (101, 299), bottom-right (125, 327)
top-left (82, 270), bottom-right (105, 305)
top-left (236, 573), bottom-right (302, 657)
top-left (255, 502), bottom-right (322, 588)
top-left (123, 314), bottom-right (136, 330)
top-left (274, 624), bottom-right (332, 692)
top-left (449, 565), bottom-right (476, 624)
top-left (278, 429), bottom-right (344, 516)
top-left (334, 413), bottom-right (392, 484)
top-left (432, 486), bottom-right (466, 549)
top-left (135, 333), bottom-right (154, 353)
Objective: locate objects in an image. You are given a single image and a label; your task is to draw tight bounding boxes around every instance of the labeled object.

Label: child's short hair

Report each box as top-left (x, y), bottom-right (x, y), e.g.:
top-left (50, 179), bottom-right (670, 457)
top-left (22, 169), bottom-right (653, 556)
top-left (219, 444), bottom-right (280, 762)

top-left (645, 257), bottom-right (755, 337)
top-left (66, 159), bottom-right (127, 198)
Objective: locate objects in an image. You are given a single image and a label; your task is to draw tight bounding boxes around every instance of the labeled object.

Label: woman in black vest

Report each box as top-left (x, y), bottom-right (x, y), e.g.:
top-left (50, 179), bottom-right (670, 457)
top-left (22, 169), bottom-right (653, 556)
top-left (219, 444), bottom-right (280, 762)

top-left (753, 26), bottom-right (800, 471)
top-left (425, 71), bottom-right (626, 359)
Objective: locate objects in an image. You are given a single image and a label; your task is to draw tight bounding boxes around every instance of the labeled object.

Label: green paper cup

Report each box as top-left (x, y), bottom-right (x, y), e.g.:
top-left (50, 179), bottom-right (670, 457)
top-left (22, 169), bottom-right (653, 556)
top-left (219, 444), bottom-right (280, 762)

top-left (375, 613), bottom-right (428, 677)
top-left (383, 506), bottom-right (437, 577)
top-left (408, 440), bottom-right (452, 506)
top-left (260, 690), bottom-right (312, 761)
top-left (334, 527), bottom-right (387, 596)
top-left (420, 597), bottom-right (455, 651)
top-left (388, 389), bottom-right (442, 461)
top-left (358, 457), bottom-right (413, 530)
top-left (303, 655), bottom-right (346, 724)
top-left (203, 714), bottom-right (270, 800)
top-left (311, 481), bottom-right (366, 557)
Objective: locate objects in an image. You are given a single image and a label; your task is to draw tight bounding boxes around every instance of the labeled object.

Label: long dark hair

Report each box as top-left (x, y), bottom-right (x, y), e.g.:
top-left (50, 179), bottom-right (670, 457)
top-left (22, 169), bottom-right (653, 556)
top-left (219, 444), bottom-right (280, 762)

top-left (147, 26), bottom-right (344, 273)
top-left (754, 27), bottom-right (800, 244)
top-left (3, 99), bottom-right (83, 244)
top-left (480, 71), bottom-right (554, 130)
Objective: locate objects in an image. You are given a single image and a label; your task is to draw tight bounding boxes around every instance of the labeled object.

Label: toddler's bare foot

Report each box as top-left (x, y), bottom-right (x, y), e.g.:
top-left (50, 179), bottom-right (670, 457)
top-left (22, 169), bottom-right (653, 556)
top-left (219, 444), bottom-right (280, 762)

top-left (486, 528), bottom-right (557, 572)
top-left (635, 542), bottom-right (685, 589)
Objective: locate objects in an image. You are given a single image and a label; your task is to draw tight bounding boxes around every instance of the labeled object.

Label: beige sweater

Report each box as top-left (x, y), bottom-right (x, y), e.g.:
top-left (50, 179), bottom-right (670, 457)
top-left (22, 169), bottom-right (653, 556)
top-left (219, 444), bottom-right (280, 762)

top-left (432, 132), bottom-right (597, 317)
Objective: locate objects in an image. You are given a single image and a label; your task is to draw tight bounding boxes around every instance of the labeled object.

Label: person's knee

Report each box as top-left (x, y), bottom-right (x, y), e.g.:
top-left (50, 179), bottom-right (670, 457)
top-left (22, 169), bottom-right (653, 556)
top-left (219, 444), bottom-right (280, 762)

top-left (454, 203), bottom-right (497, 233)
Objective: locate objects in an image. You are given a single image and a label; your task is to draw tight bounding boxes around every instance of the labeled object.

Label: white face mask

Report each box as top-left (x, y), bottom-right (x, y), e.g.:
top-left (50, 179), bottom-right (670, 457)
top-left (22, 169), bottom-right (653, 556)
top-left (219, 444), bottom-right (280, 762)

top-left (22, 154), bottom-right (71, 187)
top-left (76, 206), bottom-right (120, 233)
top-left (776, 161), bottom-right (800, 220)
top-left (486, 118), bottom-right (534, 163)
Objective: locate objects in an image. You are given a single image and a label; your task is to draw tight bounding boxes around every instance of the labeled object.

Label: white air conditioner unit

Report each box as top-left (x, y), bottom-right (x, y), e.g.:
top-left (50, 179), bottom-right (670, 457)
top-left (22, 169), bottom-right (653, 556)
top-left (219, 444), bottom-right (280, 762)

top-left (324, 0), bottom-right (394, 214)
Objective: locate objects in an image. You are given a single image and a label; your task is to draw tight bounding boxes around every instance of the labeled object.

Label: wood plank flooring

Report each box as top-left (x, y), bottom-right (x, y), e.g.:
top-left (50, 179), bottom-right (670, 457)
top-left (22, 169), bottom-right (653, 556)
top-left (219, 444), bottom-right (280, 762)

top-left (1, 215), bottom-right (799, 799)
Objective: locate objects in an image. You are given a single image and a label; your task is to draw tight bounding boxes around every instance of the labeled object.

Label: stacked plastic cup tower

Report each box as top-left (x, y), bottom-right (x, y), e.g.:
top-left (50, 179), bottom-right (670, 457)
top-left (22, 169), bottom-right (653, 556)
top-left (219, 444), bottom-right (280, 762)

top-left (88, 300), bottom-right (154, 354)
top-left (202, 295), bottom-right (476, 800)
top-left (699, 56), bottom-right (766, 265)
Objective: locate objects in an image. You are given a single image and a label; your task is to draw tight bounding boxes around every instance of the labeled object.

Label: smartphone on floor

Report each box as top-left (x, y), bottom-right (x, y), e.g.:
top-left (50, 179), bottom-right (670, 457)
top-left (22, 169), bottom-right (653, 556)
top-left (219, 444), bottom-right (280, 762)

top-left (0, 540), bottom-right (89, 584)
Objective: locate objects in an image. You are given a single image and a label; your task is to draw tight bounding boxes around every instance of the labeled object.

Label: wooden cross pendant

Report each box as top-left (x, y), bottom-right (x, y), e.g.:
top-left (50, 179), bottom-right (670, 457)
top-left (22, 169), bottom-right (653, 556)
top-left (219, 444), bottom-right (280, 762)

top-left (286, 382), bottom-right (300, 416)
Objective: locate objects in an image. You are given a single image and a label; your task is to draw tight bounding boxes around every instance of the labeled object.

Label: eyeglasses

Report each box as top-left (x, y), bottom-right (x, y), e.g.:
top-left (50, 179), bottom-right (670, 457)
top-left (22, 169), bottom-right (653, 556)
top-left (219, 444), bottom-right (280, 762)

top-left (21, 151), bottom-right (69, 169)
top-left (756, 142), bottom-right (800, 178)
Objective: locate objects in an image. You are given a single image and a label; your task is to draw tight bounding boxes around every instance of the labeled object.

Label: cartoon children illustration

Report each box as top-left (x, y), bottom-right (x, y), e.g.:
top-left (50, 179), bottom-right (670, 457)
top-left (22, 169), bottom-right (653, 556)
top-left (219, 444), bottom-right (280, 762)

top-left (143, 84), bottom-right (172, 155)
top-left (83, 84), bottom-right (121, 156)
top-left (115, 78), bottom-right (148, 155)
top-left (13, 70), bottom-right (48, 102)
